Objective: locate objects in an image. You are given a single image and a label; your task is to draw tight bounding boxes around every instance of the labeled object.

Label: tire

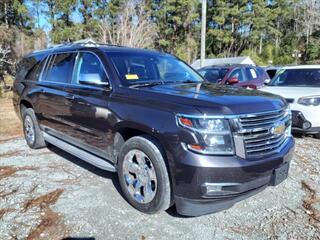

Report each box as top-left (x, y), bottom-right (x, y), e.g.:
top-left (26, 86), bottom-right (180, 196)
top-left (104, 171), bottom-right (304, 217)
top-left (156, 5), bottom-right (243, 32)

top-left (22, 107), bottom-right (46, 149)
top-left (117, 135), bottom-right (171, 214)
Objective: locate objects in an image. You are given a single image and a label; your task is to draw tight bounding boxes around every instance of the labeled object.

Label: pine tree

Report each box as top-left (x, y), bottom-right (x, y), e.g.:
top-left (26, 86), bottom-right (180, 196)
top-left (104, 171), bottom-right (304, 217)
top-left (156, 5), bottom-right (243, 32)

top-left (147, 0), bottom-right (200, 63)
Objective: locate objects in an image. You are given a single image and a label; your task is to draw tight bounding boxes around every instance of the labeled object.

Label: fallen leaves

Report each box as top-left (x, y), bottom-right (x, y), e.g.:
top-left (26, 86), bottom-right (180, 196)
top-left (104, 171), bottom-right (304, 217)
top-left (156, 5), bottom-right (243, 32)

top-left (0, 166), bottom-right (38, 180)
top-left (0, 150), bottom-right (23, 158)
top-left (0, 208), bottom-right (14, 219)
top-left (21, 189), bottom-right (68, 240)
top-left (27, 208), bottom-right (67, 240)
top-left (301, 180), bottom-right (320, 227)
top-left (22, 189), bottom-right (64, 213)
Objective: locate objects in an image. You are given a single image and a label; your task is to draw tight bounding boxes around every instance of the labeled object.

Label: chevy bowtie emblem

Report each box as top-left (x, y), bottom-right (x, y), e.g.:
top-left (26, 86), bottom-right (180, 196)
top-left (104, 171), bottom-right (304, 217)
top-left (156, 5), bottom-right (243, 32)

top-left (271, 122), bottom-right (286, 135)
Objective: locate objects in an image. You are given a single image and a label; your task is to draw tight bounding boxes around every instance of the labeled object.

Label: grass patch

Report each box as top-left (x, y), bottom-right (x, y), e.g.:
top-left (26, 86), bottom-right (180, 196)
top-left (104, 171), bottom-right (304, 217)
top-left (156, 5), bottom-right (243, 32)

top-left (0, 98), bottom-right (22, 140)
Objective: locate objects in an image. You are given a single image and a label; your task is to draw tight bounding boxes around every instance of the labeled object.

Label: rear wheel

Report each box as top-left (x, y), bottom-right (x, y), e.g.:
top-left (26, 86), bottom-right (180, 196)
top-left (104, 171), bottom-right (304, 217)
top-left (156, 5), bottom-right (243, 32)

top-left (22, 107), bottom-right (46, 149)
top-left (117, 135), bottom-right (171, 214)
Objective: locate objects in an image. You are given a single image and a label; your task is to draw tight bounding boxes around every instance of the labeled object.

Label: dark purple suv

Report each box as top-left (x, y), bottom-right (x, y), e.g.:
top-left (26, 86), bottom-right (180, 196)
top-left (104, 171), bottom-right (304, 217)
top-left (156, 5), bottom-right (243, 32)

top-left (198, 64), bottom-right (270, 89)
top-left (13, 43), bottom-right (294, 216)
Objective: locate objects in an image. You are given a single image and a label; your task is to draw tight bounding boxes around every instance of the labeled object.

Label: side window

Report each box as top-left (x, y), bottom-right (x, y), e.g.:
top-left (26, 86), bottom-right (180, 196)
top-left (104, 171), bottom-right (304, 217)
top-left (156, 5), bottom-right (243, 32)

top-left (16, 54), bottom-right (45, 81)
top-left (245, 67), bottom-right (258, 81)
top-left (25, 58), bottom-right (46, 81)
top-left (44, 53), bottom-right (75, 83)
top-left (73, 52), bottom-right (107, 84)
top-left (202, 69), bottom-right (221, 83)
top-left (229, 69), bottom-right (245, 82)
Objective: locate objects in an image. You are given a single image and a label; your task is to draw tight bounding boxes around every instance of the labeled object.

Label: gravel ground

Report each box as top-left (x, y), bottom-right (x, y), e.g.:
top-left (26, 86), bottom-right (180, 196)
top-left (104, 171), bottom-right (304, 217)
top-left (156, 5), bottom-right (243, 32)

top-left (0, 135), bottom-right (319, 240)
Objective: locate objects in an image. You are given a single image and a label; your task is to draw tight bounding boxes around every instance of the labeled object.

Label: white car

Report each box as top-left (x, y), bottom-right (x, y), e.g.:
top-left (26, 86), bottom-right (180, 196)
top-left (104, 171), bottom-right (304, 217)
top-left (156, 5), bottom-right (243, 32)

top-left (262, 65), bottom-right (320, 139)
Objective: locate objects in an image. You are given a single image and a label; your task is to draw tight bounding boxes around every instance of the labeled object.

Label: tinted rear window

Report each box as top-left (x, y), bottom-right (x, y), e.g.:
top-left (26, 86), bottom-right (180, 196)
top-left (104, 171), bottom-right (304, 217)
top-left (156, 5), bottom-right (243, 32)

top-left (25, 58), bottom-right (46, 81)
top-left (44, 53), bottom-right (75, 83)
top-left (16, 54), bottom-right (45, 81)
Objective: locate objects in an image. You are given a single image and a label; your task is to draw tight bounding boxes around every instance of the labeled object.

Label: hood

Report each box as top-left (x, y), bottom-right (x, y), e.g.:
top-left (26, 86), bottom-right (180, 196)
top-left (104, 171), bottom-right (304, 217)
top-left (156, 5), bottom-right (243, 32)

top-left (261, 86), bottom-right (320, 100)
top-left (137, 83), bottom-right (286, 115)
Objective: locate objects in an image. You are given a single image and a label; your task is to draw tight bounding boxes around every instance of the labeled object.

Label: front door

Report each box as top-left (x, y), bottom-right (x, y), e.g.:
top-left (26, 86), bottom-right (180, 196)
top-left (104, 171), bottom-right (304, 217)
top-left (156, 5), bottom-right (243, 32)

top-left (225, 68), bottom-right (247, 87)
top-left (63, 51), bottom-right (115, 160)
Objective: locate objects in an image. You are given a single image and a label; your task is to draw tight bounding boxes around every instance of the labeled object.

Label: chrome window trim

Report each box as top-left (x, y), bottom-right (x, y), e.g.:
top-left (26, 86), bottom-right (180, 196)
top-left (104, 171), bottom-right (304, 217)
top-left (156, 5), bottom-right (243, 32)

top-left (38, 50), bottom-right (112, 91)
top-left (38, 55), bottom-right (51, 82)
top-left (72, 51), bottom-right (112, 89)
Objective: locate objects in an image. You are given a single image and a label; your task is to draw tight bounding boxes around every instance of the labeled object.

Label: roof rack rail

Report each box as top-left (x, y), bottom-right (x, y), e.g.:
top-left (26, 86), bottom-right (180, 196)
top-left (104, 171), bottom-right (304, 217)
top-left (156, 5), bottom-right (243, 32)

top-left (72, 38), bottom-right (97, 46)
top-left (32, 39), bottom-right (123, 54)
top-left (68, 39), bottom-right (124, 48)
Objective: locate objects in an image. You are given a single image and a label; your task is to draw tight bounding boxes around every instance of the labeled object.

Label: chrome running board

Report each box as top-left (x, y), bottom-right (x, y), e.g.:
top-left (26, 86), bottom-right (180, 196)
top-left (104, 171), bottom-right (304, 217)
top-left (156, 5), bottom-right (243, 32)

top-left (43, 132), bottom-right (116, 172)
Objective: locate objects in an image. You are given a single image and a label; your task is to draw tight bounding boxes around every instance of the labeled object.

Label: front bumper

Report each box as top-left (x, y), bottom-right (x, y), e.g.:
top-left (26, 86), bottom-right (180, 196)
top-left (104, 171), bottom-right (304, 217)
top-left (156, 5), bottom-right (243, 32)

top-left (166, 137), bottom-right (295, 216)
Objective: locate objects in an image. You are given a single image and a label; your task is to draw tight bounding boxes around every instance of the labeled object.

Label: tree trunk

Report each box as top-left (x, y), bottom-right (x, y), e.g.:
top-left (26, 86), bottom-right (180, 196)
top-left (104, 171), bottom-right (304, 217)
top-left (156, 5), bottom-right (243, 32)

top-left (259, 32), bottom-right (263, 55)
top-left (4, 2), bottom-right (9, 28)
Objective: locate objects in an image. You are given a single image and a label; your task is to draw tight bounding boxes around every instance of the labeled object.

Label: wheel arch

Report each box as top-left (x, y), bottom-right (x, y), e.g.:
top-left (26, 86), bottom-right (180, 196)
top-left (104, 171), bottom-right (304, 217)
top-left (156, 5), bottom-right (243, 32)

top-left (113, 125), bottom-right (166, 163)
top-left (113, 124), bottom-right (173, 181)
top-left (20, 99), bottom-right (34, 117)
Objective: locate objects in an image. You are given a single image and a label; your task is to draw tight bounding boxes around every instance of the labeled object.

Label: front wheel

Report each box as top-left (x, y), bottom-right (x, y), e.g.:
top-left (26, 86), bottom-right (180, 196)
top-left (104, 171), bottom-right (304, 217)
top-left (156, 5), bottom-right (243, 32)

top-left (117, 135), bottom-right (171, 214)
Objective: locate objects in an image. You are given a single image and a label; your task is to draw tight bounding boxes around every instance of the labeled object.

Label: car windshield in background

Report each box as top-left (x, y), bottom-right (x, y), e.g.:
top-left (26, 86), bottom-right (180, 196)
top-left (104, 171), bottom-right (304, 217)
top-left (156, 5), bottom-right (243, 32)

top-left (198, 68), bottom-right (228, 83)
top-left (107, 52), bottom-right (203, 85)
top-left (270, 69), bottom-right (320, 87)
top-left (255, 67), bottom-right (270, 80)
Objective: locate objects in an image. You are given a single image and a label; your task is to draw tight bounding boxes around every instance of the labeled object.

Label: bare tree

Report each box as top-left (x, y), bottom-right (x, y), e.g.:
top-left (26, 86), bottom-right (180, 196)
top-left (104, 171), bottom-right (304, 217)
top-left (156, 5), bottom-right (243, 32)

top-left (97, 0), bottom-right (157, 48)
top-left (0, 45), bottom-right (12, 68)
top-left (0, 45), bottom-right (13, 87)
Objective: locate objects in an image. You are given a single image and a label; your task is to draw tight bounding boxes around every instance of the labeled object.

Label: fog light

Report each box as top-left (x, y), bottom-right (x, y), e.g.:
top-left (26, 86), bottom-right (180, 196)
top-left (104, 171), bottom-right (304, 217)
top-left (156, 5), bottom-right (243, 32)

top-left (201, 182), bottom-right (241, 196)
top-left (206, 185), bottom-right (222, 194)
top-left (302, 121), bottom-right (312, 129)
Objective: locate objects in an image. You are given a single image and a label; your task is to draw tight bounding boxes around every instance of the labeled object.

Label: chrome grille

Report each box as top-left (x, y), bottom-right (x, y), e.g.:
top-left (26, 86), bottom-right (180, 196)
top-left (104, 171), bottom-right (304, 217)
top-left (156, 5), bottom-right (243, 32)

top-left (236, 109), bottom-right (291, 158)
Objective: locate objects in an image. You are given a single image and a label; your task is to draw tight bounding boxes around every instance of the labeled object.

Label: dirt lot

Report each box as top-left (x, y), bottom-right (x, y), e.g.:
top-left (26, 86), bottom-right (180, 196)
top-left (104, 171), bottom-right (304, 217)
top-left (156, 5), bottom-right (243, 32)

top-left (0, 98), bottom-right (320, 239)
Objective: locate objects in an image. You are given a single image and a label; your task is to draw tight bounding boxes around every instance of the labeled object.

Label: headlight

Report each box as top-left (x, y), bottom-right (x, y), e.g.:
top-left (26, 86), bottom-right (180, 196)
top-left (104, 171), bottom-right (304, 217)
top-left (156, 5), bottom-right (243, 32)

top-left (298, 96), bottom-right (320, 106)
top-left (284, 105), bottom-right (292, 137)
top-left (177, 115), bottom-right (234, 155)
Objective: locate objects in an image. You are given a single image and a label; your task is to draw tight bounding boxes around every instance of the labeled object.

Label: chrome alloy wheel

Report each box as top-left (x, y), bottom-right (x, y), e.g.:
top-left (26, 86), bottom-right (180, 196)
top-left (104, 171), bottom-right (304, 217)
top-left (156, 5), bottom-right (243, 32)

top-left (122, 149), bottom-right (157, 203)
top-left (24, 115), bottom-right (35, 145)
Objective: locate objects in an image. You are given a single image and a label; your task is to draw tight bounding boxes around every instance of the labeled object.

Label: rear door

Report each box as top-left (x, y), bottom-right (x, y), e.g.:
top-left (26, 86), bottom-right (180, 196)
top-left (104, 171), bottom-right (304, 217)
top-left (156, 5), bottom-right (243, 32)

top-left (37, 52), bottom-right (77, 135)
top-left (243, 67), bottom-right (265, 88)
top-left (63, 51), bottom-right (114, 160)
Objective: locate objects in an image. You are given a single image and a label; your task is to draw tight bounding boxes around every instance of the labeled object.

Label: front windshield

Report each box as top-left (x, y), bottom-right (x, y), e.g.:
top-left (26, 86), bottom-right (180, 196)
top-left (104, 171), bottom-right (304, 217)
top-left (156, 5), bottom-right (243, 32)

top-left (269, 68), bottom-right (320, 87)
top-left (107, 51), bottom-right (203, 85)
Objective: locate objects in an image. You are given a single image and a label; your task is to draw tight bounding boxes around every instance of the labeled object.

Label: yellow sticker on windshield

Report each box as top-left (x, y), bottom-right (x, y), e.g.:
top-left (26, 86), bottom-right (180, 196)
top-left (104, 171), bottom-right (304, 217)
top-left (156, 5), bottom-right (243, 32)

top-left (125, 74), bottom-right (139, 80)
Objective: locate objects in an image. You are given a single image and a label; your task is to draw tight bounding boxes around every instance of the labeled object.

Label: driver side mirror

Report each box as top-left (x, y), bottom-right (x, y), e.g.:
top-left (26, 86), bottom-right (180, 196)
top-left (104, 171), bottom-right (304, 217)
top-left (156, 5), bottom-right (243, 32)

top-left (79, 73), bottom-right (109, 87)
top-left (227, 77), bottom-right (239, 85)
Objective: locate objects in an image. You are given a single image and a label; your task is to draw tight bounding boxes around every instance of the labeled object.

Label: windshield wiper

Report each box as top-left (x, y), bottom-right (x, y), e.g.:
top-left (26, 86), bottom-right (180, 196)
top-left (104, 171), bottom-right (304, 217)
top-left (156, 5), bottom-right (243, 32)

top-left (180, 80), bottom-right (201, 84)
top-left (129, 80), bottom-right (201, 88)
top-left (129, 81), bottom-right (165, 88)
